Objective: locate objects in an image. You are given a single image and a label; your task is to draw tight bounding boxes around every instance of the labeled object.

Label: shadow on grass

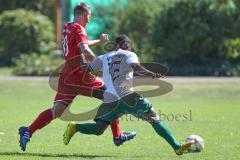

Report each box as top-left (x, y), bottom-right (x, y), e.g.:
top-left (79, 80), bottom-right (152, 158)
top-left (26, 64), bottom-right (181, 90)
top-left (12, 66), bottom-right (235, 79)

top-left (0, 152), bottom-right (118, 159)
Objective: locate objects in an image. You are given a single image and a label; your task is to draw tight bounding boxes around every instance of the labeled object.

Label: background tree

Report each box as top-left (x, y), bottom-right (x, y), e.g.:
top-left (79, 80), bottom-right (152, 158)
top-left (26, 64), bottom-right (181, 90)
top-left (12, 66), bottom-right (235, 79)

top-left (152, 0), bottom-right (240, 75)
top-left (0, 0), bottom-right (55, 21)
top-left (0, 9), bottom-right (55, 66)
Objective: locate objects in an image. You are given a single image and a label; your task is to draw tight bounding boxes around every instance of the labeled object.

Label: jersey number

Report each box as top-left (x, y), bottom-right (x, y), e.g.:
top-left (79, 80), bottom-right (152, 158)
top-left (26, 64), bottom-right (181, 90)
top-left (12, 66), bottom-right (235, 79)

top-left (108, 55), bottom-right (124, 82)
top-left (62, 35), bottom-right (69, 56)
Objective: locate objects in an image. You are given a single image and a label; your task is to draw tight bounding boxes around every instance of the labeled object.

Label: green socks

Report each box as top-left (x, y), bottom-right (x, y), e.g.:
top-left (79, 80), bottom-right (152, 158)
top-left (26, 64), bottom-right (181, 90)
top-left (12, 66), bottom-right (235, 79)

top-left (76, 123), bottom-right (100, 135)
top-left (151, 120), bottom-right (181, 150)
top-left (76, 120), bottom-right (181, 150)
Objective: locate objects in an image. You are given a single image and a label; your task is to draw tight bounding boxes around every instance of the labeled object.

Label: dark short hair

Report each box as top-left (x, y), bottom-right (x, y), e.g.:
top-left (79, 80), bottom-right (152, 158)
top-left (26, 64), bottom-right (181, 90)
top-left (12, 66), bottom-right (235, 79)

top-left (74, 2), bottom-right (91, 17)
top-left (115, 35), bottom-right (131, 50)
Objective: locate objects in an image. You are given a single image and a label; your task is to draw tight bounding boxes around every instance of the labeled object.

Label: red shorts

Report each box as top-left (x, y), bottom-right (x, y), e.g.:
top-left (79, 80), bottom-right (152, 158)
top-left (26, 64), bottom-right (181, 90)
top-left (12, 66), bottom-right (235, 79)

top-left (54, 68), bottom-right (104, 104)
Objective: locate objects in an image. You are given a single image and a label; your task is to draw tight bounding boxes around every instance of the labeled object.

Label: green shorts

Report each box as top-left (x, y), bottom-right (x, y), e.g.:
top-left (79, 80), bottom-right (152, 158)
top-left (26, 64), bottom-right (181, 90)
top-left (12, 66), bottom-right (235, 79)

top-left (94, 92), bottom-right (152, 123)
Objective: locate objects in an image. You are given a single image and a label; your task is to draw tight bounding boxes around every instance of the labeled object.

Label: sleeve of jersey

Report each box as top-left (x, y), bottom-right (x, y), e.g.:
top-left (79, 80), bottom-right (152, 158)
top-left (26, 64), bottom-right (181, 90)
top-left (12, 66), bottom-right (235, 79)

top-left (127, 52), bottom-right (139, 64)
top-left (74, 27), bottom-right (88, 44)
top-left (89, 57), bottom-right (103, 72)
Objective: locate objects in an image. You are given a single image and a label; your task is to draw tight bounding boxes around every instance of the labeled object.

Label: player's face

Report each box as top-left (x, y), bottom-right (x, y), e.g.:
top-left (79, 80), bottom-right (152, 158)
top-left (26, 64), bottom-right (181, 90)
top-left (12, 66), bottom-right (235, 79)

top-left (77, 12), bottom-right (91, 27)
top-left (122, 41), bottom-right (132, 51)
top-left (83, 11), bottom-right (91, 24)
top-left (86, 11), bottom-right (91, 24)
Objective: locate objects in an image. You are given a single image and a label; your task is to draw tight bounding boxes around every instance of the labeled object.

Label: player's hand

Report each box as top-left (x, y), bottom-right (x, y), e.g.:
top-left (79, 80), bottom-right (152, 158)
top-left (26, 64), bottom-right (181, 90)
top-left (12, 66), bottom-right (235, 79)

top-left (100, 34), bottom-right (109, 42)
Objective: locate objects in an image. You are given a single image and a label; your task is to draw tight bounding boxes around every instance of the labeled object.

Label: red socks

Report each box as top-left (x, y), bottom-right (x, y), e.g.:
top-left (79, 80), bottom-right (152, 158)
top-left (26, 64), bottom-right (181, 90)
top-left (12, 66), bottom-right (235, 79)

top-left (110, 119), bottom-right (121, 138)
top-left (29, 109), bottom-right (54, 136)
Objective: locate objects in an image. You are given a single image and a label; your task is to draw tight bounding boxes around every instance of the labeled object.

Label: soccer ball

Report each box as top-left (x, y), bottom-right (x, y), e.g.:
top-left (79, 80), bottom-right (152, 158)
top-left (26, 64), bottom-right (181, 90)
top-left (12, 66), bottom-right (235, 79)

top-left (185, 135), bottom-right (204, 152)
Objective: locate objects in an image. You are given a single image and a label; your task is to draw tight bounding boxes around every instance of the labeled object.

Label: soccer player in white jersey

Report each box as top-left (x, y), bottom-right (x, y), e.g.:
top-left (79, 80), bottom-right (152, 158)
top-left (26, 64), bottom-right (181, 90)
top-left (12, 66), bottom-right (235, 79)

top-left (63, 35), bottom-right (195, 155)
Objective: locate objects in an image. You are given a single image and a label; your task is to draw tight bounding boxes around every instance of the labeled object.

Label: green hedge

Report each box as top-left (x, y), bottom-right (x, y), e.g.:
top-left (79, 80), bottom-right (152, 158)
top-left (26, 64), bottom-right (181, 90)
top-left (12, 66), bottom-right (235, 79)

top-left (0, 0), bottom-right (55, 21)
top-left (224, 38), bottom-right (240, 59)
top-left (168, 61), bottom-right (240, 76)
top-left (152, 0), bottom-right (238, 63)
top-left (150, 0), bottom-right (240, 76)
top-left (97, 0), bottom-right (240, 76)
top-left (13, 53), bottom-right (63, 76)
top-left (0, 9), bottom-right (55, 66)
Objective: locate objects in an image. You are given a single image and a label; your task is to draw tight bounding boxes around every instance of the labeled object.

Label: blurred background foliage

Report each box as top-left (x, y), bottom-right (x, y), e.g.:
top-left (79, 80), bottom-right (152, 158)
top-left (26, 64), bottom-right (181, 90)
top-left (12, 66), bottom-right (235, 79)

top-left (0, 0), bottom-right (55, 20)
top-left (0, 0), bottom-right (239, 76)
top-left (13, 52), bottom-right (62, 76)
top-left (0, 9), bottom-right (56, 66)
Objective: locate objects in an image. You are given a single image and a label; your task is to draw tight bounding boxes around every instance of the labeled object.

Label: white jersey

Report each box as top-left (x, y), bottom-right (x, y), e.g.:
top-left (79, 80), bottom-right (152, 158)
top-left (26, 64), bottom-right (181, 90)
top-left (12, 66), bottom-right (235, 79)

top-left (89, 49), bottom-right (139, 103)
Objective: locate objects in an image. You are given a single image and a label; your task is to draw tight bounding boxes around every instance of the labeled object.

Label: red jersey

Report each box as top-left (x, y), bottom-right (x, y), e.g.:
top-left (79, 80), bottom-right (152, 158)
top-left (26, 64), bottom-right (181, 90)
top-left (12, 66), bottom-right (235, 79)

top-left (54, 22), bottom-right (103, 103)
top-left (61, 22), bottom-right (88, 73)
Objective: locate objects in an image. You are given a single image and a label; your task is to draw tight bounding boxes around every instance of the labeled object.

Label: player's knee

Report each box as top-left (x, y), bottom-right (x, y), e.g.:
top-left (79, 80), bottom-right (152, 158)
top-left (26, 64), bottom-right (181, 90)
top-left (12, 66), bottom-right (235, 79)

top-left (95, 128), bottom-right (105, 136)
top-left (95, 121), bottom-right (108, 136)
top-left (144, 108), bottom-right (159, 122)
top-left (96, 130), bottom-right (104, 136)
top-left (52, 102), bottom-right (69, 118)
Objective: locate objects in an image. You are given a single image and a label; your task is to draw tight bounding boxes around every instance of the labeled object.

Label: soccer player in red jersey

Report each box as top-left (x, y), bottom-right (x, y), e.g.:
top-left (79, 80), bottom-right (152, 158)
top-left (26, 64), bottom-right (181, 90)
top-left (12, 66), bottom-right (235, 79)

top-left (18, 3), bottom-right (136, 151)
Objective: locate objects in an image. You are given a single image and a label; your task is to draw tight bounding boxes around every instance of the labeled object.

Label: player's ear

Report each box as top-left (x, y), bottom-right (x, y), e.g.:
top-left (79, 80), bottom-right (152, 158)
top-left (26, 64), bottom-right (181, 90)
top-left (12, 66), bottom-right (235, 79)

top-left (113, 44), bottom-right (119, 51)
top-left (82, 12), bottom-right (87, 17)
top-left (76, 14), bottom-right (82, 20)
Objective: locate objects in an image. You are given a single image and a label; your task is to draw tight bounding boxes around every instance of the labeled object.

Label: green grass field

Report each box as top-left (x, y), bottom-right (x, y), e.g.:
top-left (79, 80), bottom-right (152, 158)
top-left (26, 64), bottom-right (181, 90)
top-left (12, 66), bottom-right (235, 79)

top-left (0, 78), bottom-right (239, 160)
top-left (0, 67), bottom-right (13, 75)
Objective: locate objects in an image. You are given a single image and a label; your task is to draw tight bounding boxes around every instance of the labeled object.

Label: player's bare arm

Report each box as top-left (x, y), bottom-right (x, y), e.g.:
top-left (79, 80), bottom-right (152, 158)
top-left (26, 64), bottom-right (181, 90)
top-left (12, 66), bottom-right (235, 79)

top-left (79, 42), bottom-right (96, 63)
top-left (81, 63), bottom-right (94, 73)
top-left (130, 63), bottom-right (163, 79)
top-left (88, 33), bottom-right (109, 47)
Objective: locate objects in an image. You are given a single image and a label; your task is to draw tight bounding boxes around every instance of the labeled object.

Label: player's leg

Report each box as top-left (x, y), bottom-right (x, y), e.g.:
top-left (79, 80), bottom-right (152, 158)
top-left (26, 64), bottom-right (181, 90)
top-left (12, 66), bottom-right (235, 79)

top-left (122, 93), bottom-right (194, 155)
top-left (76, 120), bottom-right (108, 135)
top-left (92, 87), bottom-right (121, 136)
top-left (29, 102), bottom-right (68, 134)
top-left (19, 100), bottom-right (71, 151)
top-left (92, 87), bottom-right (136, 146)
top-left (142, 108), bottom-right (181, 150)
top-left (63, 101), bottom-right (136, 146)
top-left (63, 120), bottom-right (109, 145)
top-left (92, 87), bottom-right (121, 138)
top-left (18, 72), bottom-right (78, 151)
top-left (138, 106), bottom-right (194, 155)
top-left (92, 87), bottom-right (121, 137)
